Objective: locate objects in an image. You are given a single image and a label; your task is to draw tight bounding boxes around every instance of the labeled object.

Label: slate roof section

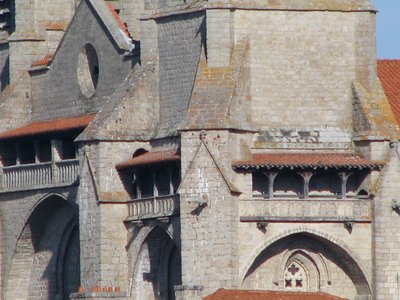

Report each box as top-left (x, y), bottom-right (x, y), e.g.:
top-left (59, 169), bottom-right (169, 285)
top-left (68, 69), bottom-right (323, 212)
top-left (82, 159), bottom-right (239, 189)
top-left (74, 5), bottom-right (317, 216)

top-left (377, 59), bottom-right (400, 125)
top-left (77, 62), bottom-right (159, 142)
top-left (232, 153), bottom-right (384, 170)
top-left (204, 288), bottom-right (347, 300)
top-left (0, 114), bottom-right (96, 140)
top-left (116, 148), bottom-right (180, 169)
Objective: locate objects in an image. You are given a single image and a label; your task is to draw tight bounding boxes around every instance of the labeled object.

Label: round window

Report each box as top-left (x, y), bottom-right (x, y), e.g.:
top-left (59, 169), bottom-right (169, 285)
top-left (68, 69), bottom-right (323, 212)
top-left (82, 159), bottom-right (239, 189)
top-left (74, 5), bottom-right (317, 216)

top-left (77, 44), bottom-right (99, 97)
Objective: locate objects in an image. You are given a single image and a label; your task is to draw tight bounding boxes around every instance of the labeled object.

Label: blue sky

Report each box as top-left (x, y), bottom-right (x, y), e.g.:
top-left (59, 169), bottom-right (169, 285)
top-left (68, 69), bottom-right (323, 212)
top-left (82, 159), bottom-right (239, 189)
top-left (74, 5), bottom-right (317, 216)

top-left (372, 0), bottom-right (400, 58)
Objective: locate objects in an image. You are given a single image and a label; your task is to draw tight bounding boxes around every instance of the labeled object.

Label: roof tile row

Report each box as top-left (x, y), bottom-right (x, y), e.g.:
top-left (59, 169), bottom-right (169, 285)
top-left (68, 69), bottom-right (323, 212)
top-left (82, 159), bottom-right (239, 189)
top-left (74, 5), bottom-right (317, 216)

top-left (116, 148), bottom-right (180, 169)
top-left (0, 114), bottom-right (96, 140)
top-left (232, 153), bottom-right (383, 170)
top-left (204, 288), bottom-right (347, 300)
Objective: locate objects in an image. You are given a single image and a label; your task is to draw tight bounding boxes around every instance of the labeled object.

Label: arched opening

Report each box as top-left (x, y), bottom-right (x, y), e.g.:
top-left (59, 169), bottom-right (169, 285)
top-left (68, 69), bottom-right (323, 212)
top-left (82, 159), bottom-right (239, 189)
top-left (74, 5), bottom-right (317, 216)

top-left (156, 168), bottom-right (171, 196)
top-left (252, 172), bottom-right (268, 196)
top-left (132, 227), bottom-right (181, 300)
top-left (346, 173), bottom-right (368, 197)
top-left (273, 172), bottom-right (303, 198)
top-left (242, 232), bottom-right (371, 299)
top-left (5, 195), bottom-right (80, 300)
top-left (309, 171), bottom-right (341, 197)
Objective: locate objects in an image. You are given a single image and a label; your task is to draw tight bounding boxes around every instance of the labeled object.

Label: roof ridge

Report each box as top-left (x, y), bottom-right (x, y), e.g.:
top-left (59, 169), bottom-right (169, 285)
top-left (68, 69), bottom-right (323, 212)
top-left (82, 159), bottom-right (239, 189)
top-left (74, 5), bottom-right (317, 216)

top-left (378, 59), bottom-right (400, 62)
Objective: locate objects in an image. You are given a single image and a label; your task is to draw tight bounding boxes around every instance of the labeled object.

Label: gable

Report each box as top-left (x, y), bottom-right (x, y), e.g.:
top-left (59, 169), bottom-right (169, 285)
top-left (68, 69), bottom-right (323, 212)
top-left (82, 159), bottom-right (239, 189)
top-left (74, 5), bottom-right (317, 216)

top-left (30, 0), bottom-right (136, 122)
top-left (179, 141), bottom-right (239, 195)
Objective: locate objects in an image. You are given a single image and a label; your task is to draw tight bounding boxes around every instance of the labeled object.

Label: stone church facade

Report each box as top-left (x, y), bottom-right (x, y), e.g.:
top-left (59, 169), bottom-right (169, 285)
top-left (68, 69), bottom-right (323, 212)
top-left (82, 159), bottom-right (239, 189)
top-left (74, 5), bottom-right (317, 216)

top-left (0, 0), bottom-right (399, 299)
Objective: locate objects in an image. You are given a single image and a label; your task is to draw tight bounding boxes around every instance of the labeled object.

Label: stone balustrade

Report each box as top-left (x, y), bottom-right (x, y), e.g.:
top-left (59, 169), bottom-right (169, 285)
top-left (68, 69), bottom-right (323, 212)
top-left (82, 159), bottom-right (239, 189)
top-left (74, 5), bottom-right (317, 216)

top-left (55, 159), bottom-right (80, 184)
top-left (1, 159), bottom-right (80, 191)
top-left (240, 197), bottom-right (372, 222)
top-left (127, 194), bottom-right (180, 221)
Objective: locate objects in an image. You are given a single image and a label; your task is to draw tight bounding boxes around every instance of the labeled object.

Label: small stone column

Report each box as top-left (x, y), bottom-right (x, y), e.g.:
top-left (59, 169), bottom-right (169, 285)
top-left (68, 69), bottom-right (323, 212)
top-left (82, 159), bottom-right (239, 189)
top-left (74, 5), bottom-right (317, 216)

top-left (265, 172), bottom-right (278, 199)
top-left (51, 139), bottom-right (62, 183)
top-left (338, 172), bottom-right (352, 199)
top-left (300, 172), bottom-right (313, 199)
top-left (175, 285), bottom-right (203, 300)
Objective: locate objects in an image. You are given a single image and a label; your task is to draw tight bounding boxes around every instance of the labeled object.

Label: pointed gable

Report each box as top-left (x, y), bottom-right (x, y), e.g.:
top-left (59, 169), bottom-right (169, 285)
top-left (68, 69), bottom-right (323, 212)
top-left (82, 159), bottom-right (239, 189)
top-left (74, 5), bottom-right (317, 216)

top-left (84, 0), bottom-right (133, 52)
top-left (29, 0), bottom-right (136, 122)
top-left (179, 141), bottom-right (239, 195)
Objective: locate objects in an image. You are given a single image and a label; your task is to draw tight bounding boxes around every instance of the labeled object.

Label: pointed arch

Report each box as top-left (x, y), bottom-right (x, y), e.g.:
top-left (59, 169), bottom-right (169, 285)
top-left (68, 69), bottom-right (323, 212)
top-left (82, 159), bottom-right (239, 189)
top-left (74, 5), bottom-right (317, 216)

top-left (240, 227), bottom-right (371, 297)
top-left (273, 248), bottom-right (331, 292)
top-left (5, 194), bottom-right (80, 300)
top-left (129, 225), bottom-right (181, 300)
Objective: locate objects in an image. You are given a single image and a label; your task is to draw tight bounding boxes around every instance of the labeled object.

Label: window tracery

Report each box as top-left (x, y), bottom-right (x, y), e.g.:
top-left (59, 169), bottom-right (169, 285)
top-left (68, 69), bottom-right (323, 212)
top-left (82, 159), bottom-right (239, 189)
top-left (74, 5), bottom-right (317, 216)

top-left (284, 261), bottom-right (307, 291)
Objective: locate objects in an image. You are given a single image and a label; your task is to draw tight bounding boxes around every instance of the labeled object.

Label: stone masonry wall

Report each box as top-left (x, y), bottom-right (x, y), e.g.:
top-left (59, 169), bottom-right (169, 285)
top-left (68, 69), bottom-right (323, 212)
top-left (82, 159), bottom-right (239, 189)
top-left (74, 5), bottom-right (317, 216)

top-left (0, 43), bottom-right (9, 91)
top-left (233, 10), bottom-right (375, 130)
top-left (98, 204), bottom-right (128, 291)
top-left (9, 39), bottom-right (47, 84)
top-left (373, 143), bottom-right (400, 299)
top-left (34, 0), bottom-right (75, 28)
top-left (95, 141), bottom-right (149, 201)
top-left (120, 0), bottom-right (143, 41)
top-left (78, 152), bottom-right (103, 290)
top-left (179, 131), bottom-right (240, 296)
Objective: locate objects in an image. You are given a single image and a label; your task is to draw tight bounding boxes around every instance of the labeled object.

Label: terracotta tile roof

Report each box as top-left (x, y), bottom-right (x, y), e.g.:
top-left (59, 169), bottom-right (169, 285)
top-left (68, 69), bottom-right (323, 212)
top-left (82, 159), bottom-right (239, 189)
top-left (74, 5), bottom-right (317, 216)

top-left (44, 21), bottom-right (68, 31)
top-left (0, 114), bottom-right (96, 140)
top-left (204, 289), bottom-right (347, 300)
top-left (106, 3), bottom-right (131, 38)
top-left (232, 153), bottom-right (383, 170)
top-left (116, 148), bottom-right (180, 169)
top-left (377, 59), bottom-right (400, 125)
top-left (31, 53), bottom-right (54, 68)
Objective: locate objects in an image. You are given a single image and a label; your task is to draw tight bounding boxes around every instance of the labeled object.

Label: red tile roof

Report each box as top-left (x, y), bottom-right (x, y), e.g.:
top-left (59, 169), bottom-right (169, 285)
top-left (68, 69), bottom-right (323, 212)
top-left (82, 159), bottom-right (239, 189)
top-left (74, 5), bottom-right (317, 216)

top-left (204, 289), bottom-right (347, 300)
top-left (232, 153), bottom-right (383, 170)
top-left (44, 21), bottom-right (68, 31)
top-left (377, 59), bottom-right (400, 125)
top-left (107, 3), bottom-right (131, 38)
top-left (0, 114), bottom-right (96, 140)
top-left (116, 148), bottom-right (180, 169)
top-left (31, 53), bottom-right (54, 68)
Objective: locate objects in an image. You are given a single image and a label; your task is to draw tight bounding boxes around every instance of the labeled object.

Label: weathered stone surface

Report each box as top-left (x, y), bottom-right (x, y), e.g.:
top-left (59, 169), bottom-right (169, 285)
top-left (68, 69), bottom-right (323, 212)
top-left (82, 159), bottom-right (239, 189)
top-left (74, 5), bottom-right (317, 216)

top-left (0, 0), bottom-right (398, 299)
